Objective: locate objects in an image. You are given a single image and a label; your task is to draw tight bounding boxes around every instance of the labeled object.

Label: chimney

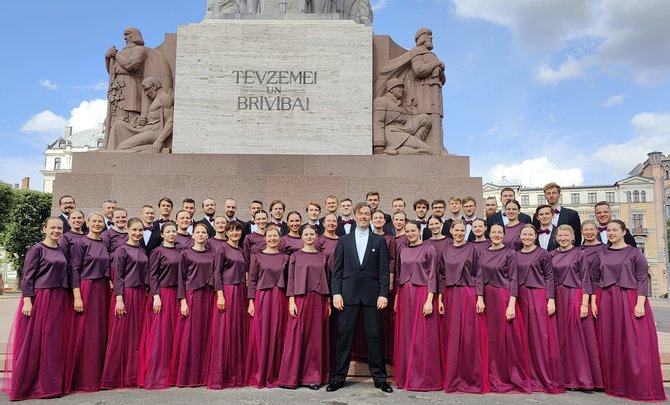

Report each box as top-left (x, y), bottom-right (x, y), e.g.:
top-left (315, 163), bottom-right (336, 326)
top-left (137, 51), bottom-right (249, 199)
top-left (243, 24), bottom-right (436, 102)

top-left (64, 126), bottom-right (73, 139)
top-left (21, 177), bottom-right (30, 189)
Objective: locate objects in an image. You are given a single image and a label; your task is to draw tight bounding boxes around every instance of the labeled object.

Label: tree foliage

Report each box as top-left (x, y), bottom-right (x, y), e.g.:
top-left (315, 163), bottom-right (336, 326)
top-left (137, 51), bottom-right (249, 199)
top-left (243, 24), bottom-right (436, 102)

top-left (0, 182), bottom-right (13, 235)
top-left (0, 187), bottom-right (53, 278)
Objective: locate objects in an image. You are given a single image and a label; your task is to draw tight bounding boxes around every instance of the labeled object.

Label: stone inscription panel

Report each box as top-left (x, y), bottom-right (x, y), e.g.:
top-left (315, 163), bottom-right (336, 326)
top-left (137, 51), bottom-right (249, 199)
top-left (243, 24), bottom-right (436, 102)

top-left (173, 20), bottom-right (372, 155)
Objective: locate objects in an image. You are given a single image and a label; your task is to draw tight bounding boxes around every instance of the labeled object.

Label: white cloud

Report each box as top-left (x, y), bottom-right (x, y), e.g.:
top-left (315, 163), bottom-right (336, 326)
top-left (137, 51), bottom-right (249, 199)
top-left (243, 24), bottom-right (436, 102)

top-left (488, 156), bottom-right (584, 187)
top-left (602, 94), bottom-right (624, 107)
top-left (74, 81), bottom-right (107, 91)
top-left (533, 56), bottom-right (587, 84)
top-left (452, 0), bottom-right (670, 83)
top-left (0, 155), bottom-right (44, 191)
top-left (595, 111), bottom-right (670, 173)
top-left (20, 99), bottom-right (107, 138)
top-left (68, 99), bottom-right (107, 132)
top-left (371, 0), bottom-right (389, 11)
top-left (39, 79), bottom-right (58, 91)
top-left (20, 110), bottom-right (68, 135)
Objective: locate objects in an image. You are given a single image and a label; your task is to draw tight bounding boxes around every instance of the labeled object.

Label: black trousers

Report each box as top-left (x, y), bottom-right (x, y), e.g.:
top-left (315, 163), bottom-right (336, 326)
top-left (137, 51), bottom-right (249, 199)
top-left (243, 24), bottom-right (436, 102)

top-left (330, 304), bottom-right (386, 383)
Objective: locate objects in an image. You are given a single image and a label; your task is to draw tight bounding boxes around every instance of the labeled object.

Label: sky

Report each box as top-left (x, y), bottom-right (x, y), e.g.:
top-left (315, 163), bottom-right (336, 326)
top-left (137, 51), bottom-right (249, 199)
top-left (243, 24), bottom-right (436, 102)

top-left (1, 0), bottom-right (669, 190)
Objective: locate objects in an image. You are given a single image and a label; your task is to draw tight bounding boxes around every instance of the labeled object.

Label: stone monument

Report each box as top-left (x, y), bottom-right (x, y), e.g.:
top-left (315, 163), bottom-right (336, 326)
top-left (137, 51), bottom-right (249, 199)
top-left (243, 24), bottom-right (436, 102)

top-left (54, 2), bottom-right (481, 221)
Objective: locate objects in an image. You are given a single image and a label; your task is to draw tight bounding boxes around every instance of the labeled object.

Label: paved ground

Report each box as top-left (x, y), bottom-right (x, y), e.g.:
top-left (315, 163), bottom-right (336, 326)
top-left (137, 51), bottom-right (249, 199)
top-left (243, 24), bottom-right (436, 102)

top-left (0, 293), bottom-right (668, 404)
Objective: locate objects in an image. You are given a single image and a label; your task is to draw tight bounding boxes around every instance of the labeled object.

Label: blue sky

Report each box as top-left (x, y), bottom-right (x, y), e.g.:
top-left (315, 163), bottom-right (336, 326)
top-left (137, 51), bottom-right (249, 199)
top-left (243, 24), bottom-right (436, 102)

top-left (1, 0), bottom-right (669, 189)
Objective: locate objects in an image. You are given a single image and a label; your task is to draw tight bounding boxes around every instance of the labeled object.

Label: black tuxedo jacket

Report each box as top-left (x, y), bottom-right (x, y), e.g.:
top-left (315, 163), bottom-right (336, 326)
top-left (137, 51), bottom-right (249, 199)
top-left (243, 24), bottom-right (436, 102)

top-left (533, 207), bottom-right (582, 246)
top-left (142, 220), bottom-right (164, 256)
top-left (535, 227), bottom-right (559, 252)
top-left (336, 218), bottom-right (355, 236)
top-left (197, 217), bottom-right (216, 238)
top-left (597, 228), bottom-right (637, 247)
top-left (332, 231), bottom-right (390, 307)
top-left (269, 221), bottom-right (290, 236)
top-left (59, 213), bottom-right (71, 233)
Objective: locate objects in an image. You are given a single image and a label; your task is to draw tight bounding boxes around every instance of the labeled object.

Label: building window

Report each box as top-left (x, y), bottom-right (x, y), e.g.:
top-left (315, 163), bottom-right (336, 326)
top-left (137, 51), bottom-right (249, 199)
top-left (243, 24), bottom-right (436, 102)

top-left (571, 193), bottom-right (580, 204)
top-left (638, 242), bottom-right (646, 255)
top-left (640, 191), bottom-right (646, 202)
top-left (632, 213), bottom-right (644, 230)
top-left (520, 195), bottom-right (529, 207)
top-left (97, 138), bottom-right (104, 148)
top-left (587, 192), bottom-right (597, 204)
top-left (633, 190), bottom-right (640, 203)
top-left (666, 169), bottom-right (669, 179)
top-left (54, 157), bottom-right (61, 170)
top-left (588, 213), bottom-right (595, 221)
top-left (626, 191), bottom-right (631, 202)
top-left (57, 139), bottom-right (67, 149)
top-left (605, 192), bottom-right (615, 203)
top-left (537, 195), bottom-right (546, 205)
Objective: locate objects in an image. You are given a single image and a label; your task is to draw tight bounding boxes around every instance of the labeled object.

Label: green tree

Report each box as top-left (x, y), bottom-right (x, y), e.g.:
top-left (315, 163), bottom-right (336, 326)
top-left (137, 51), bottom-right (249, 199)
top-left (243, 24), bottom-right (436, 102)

top-left (0, 188), bottom-right (53, 278)
top-left (0, 182), bottom-right (13, 235)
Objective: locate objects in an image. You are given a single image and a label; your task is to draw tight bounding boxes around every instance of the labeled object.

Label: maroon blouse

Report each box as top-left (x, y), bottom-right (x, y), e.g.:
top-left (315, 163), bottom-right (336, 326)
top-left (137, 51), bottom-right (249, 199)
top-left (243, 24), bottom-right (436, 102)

top-left (437, 242), bottom-right (481, 292)
top-left (549, 247), bottom-right (592, 294)
top-left (248, 251), bottom-right (289, 299)
top-left (591, 245), bottom-right (649, 296)
top-left (243, 232), bottom-right (267, 263)
top-left (21, 242), bottom-right (68, 297)
top-left (113, 244), bottom-right (148, 296)
top-left (515, 247), bottom-right (555, 299)
top-left (477, 246), bottom-right (518, 297)
top-left (214, 243), bottom-right (247, 288)
top-left (148, 245), bottom-right (181, 296)
top-left (178, 248), bottom-right (216, 299)
top-left (280, 235), bottom-right (303, 256)
top-left (396, 243), bottom-right (437, 293)
top-left (287, 250), bottom-right (330, 296)
top-left (503, 222), bottom-right (523, 251)
top-left (70, 236), bottom-right (110, 288)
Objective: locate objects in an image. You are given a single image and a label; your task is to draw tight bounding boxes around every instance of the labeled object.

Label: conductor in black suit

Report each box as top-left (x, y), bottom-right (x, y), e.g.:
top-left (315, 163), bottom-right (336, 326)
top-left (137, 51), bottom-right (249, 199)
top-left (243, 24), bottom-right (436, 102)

top-left (327, 202), bottom-right (393, 393)
top-left (534, 182), bottom-right (582, 246)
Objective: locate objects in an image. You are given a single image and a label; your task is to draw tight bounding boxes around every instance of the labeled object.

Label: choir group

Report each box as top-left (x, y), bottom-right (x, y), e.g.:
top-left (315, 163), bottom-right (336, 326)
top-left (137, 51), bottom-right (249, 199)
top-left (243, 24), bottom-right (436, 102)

top-left (1, 183), bottom-right (666, 402)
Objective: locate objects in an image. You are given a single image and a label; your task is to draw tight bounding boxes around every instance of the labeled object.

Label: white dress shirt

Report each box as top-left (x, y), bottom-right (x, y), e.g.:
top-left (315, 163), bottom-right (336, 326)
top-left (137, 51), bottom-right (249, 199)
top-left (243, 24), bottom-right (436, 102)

top-left (355, 228), bottom-right (369, 266)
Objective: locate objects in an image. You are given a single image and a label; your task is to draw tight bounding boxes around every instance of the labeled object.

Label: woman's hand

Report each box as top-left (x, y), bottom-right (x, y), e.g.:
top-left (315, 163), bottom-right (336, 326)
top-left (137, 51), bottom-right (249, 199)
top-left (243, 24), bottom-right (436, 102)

top-left (180, 299), bottom-right (189, 317)
top-left (153, 295), bottom-right (162, 314)
top-left (476, 296), bottom-right (485, 314)
top-left (634, 303), bottom-right (646, 318)
top-left (217, 291), bottom-right (226, 312)
top-left (547, 299), bottom-right (555, 316)
top-left (289, 298), bottom-right (298, 318)
top-left (505, 304), bottom-right (516, 320)
top-left (247, 300), bottom-right (255, 317)
top-left (579, 304), bottom-right (588, 319)
top-left (423, 300), bottom-right (433, 317)
top-left (115, 298), bottom-right (126, 318)
top-left (438, 294), bottom-right (445, 315)
top-left (22, 297), bottom-right (33, 317)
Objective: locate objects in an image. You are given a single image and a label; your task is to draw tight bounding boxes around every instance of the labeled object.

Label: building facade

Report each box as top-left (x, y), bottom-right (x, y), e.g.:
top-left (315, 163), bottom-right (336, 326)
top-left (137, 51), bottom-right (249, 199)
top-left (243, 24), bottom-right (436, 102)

top-left (41, 126), bottom-right (104, 193)
top-left (483, 152), bottom-right (670, 298)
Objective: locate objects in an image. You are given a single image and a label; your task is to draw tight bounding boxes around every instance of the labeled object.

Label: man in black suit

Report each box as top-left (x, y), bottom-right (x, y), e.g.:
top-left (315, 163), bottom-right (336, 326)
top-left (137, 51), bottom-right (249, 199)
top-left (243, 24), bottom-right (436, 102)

top-left (327, 202), bottom-right (392, 393)
top-left (366, 191), bottom-right (392, 224)
top-left (421, 199), bottom-right (449, 240)
top-left (241, 200), bottom-right (263, 243)
top-left (145, 197), bottom-right (173, 255)
top-left (537, 182), bottom-right (582, 246)
top-left (535, 205), bottom-right (558, 251)
top-left (413, 198), bottom-right (430, 234)
top-left (305, 201), bottom-right (325, 235)
top-left (269, 199), bottom-right (290, 236)
top-left (57, 195), bottom-right (76, 233)
top-left (594, 201), bottom-right (637, 247)
top-left (181, 198), bottom-right (196, 233)
top-left (197, 197), bottom-right (217, 237)
top-left (102, 199), bottom-right (118, 231)
top-left (336, 198), bottom-right (355, 236)
top-left (382, 197), bottom-right (406, 235)
top-left (487, 187), bottom-right (532, 230)
top-left (460, 196), bottom-right (479, 242)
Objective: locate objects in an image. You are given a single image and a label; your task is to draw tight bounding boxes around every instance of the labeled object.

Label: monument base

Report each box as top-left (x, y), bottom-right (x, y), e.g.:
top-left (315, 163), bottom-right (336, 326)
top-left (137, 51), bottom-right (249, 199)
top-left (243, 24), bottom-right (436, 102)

top-left (52, 152), bottom-right (482, 215)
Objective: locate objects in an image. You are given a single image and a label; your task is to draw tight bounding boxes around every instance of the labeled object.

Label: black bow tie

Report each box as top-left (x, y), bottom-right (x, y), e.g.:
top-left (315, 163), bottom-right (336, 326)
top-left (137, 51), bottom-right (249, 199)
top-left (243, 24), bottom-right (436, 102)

top-left (341, 219), bottom-right (354, 225)
top-left (107, 221), bottom-right (113, 226)
top-left (537, 228), bottom-right (551, 235)
top-left (464, 220), bottom-right (473, 225)
top-left (553, 209), bottom-right (560, 214)
top-left (597, 226), bottom-right (607, 232)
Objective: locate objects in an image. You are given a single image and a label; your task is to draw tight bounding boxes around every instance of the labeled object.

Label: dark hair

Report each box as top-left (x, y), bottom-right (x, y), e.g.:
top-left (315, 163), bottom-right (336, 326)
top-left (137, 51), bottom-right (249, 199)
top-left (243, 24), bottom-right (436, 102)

top-left (489, 223), bottom-right (505, 234)
top-left (365, 191), bottom-right (380, 200)
top-left (253, 210), bottom-right (268, 220)
top-left (175, 209), bottom-right (192, 219)
top-left (251, 200), bottom-right (264, 207)
top-left (286, 210), bottom-right (302, 221)
top-left (594, 200), bottom-right (611, 210)
top-left (392, 211), bottom-right (407, 220)
top-left (500, 187), bottom-right (515, 197)
top-left (431, 199), bottom-right (446, 207)
top-left (300, 224), bottom-right (317, 236)
top-left (610, 219), bottom-right (627, 232)
top-left (160, 221), bottom-right (177, 234)
top-left (354, 202), bottom-right (371, 214)
top-left (193, 222), bottom-right (209, 233)
top-left (472, 217), bottom-right (487, 227)
top-left (270, 199), bottom-right (285, 211)
top-left (413, 198), bottom-right (429, 210)
top-left (158, 197), bottom-right (173, 207)
top-left (225, 220), bottom-right (243, 232)
top-left (405, 220), bottom-right (421, 231)
top-left (182, 198), bottom-right (195, 205)
top-left (340, 198), bottom-right (352, 204)
top-left (535, 204), bottom-right (552, 215)
top-left (127, 217), bottom-right (143, 228)
top-left (58, 195), bottom-right (75, 204)
top-left (504, 199), bottom-right (521, 210)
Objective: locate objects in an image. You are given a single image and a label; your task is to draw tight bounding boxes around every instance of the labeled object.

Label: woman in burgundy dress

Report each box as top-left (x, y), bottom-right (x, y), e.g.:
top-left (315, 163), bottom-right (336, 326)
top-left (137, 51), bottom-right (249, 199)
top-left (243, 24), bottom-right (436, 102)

top-left (280, 211), bottom-right (304, 256)
top-left (550, 224), bottom-right (602, 391)
top-left (502, 200), bottom-right (523, 251)
top-left (174, 210), bottom-right (194, 250)
top-left (477, 223), bottom-right (531, 393)
top-left (515, 224), bottom-right (563, 394)
top-left (393, 221), bottom-right (441, 391)
top-left (591, 220), bottom-right (665, 401)
top-left (579, 220), bottom-right (604, 266)
top-left (58, 209), bottom-right (86, 260)
top-left (138, 221), bottom-right (181, 389)
top-left (278, 225), bottom-right (331, 390)
top-left (174, 223), bottom-right (216, 387)
top-left (66, 212), bottom-right (110, 393)
top-left (470, 217), bottom-right (489, 253)
top-left (315, 213), bottom-right (341, 364)
top-left (209, 220), bottom-right (248, 389)
top-left (437, 220), bottom-right (488, 394)
top-left (371, 210), bottom-right (397, 362)
top-left (208, 215), bottom-right (228, 251)
top-left (101, 217), bottom-right (149, 389)
top-left (3, 217), bottom-right (70, 401)
top-left (245, 225), bottom-right (289, 388)
top-left (425, 216), bottom-right (450, 258)
top-left (243, 210), bottom-right (268, 264)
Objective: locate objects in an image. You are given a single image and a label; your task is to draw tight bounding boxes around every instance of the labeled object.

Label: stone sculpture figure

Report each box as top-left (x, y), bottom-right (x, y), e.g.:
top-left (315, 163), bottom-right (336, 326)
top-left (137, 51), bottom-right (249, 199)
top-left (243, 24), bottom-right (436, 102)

top-left (104, 27), bottom-right (174, 150)
top-left (339, 0), bottom-right (373, 24)
top-left (106, 77), bottom-right (174, 153)
top-left (375, 27), bottom-right (446, 154)
top-left (305, 0), bottom-right (334, 13)
top-left (373, 78), bottom-right (431, 155)
top-left (204, 0), bottom-right (371, 24)
top-left (206, 0), bottom-right (241, 16)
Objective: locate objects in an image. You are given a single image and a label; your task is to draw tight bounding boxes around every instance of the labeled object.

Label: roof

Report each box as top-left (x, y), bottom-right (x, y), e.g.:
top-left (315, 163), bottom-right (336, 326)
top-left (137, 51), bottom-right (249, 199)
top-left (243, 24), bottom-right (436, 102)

top-left (48, 127), bottom-right (104, 149)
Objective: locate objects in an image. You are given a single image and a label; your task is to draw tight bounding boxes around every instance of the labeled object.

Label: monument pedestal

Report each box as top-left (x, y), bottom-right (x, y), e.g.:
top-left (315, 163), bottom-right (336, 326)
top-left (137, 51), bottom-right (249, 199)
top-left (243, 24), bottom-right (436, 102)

top-left (53, 152), bottom-right (481, 214)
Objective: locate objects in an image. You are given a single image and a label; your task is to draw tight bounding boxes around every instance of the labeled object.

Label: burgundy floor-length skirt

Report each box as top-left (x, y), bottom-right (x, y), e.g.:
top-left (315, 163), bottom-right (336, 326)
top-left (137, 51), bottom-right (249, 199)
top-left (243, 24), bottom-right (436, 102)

top-left (2, 288), bottom-right (70, 401)
top-left (517, 286), bottom-right (564, 394)
top-left (394, 284), bottom-right (442, 391)
top-left (173, 286), bottom-right (214, 387)
top-left (245, 287), bottom-right (288, 388)
top-left (596, 286), bottom-right (666, 401)
top-left (484, 284), bottom-right (531, 393)
top-left (277, 292), bottom-right (330, 388)
top-left (442, 285), bottom-right (489, 394)
top-left (554, 285), bottom-right (602, 390)
top-left (67, 278), bottom-right (111, 393)
top-left (208, 283), bottom-right (248, 389)
top-left (101, 286), bottom-right (147, 389)
top-left (138, 286), bottom-right (179, 389)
